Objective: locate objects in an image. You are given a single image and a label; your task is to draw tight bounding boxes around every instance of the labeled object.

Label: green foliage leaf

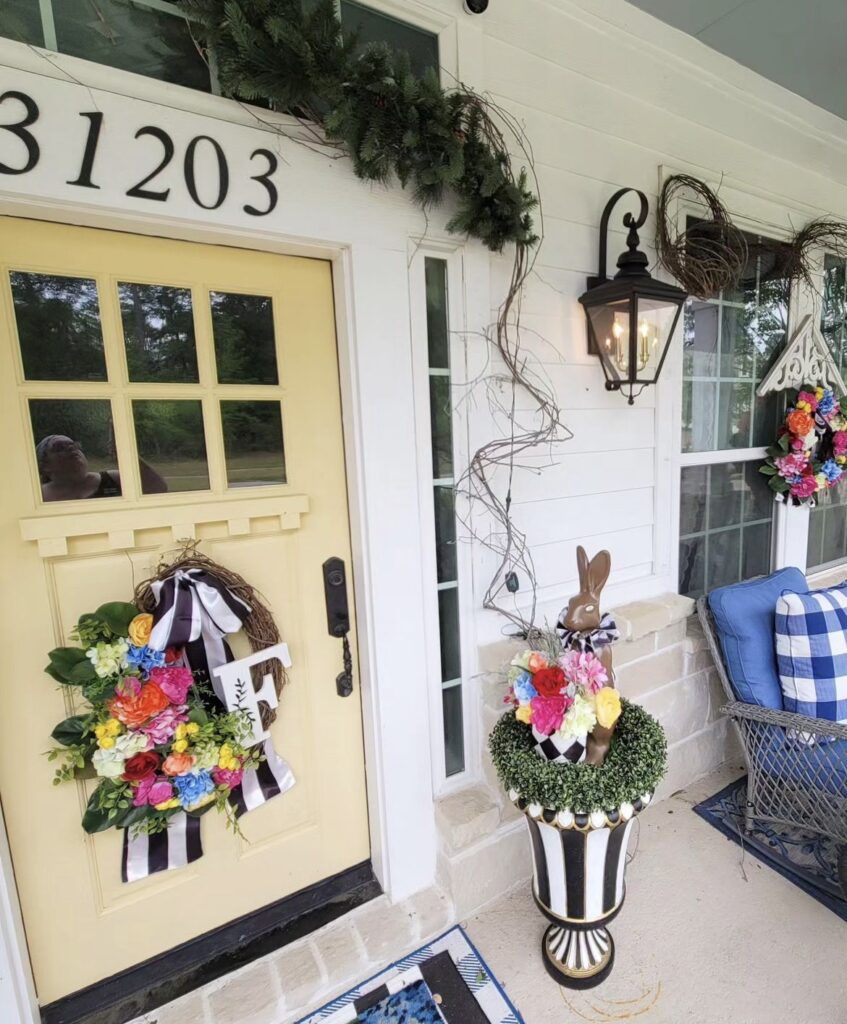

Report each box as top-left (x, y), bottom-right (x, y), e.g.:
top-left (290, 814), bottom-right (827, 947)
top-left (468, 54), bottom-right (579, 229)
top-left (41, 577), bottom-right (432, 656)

top-left (188, 708), bottom-right (210, 726)
top-left (81, 787), bottom-right (113, 834)
top-left (68, 659), bottom-right (97, 684)
top-left (46, 647), bottom-right (88, 683)
top-left (51, 715), bottom-right (91, 747)
top-left (94, 602), bottom-right (138, 637)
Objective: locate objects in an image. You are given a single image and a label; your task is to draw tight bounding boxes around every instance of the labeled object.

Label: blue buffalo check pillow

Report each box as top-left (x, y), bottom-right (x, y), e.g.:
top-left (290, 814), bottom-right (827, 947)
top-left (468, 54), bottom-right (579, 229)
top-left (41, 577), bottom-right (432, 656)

top-left (775, 584), bottom-right (847, 736)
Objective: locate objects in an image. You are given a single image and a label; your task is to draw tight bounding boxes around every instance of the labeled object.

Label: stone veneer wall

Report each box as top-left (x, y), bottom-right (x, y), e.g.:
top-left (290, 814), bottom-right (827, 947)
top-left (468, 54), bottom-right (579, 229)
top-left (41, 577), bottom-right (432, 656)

top-left (436, 593), bottom-right (741, 919)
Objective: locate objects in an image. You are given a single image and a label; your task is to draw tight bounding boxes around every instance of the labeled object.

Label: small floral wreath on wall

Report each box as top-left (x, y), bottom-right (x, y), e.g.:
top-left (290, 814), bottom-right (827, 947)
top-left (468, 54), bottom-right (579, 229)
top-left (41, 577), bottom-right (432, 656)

top-left (760, 386), bottom-right (847, 505)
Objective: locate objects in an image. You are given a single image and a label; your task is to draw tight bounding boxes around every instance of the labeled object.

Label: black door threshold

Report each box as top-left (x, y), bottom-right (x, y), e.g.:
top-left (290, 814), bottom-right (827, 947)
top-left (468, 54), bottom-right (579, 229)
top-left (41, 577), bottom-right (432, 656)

top-left (41, 860), bottom-right (381, 1024)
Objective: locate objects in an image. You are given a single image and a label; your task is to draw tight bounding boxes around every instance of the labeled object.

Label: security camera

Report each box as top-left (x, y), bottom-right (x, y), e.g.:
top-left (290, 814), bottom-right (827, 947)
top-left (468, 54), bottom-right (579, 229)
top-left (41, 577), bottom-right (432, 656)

top-left (463, 0), bottom-right (489, 13)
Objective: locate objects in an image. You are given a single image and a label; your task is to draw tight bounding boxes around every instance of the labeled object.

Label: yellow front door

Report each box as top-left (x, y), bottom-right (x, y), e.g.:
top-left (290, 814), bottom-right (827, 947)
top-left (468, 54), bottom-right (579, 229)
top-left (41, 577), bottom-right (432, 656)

top-left (0, 217), bottom-right (370, 1003)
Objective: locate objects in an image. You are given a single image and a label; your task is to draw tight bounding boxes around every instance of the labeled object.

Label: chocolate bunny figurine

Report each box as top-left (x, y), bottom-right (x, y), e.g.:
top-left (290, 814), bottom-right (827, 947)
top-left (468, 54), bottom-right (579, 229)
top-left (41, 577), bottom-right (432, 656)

top-left (556, 546), bottom-right (620, 766)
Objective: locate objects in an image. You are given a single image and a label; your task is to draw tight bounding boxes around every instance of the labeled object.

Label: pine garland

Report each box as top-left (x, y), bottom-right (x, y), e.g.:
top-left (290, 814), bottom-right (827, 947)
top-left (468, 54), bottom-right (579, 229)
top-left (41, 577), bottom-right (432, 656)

top-left (180, 0), bottom-right (538, 252)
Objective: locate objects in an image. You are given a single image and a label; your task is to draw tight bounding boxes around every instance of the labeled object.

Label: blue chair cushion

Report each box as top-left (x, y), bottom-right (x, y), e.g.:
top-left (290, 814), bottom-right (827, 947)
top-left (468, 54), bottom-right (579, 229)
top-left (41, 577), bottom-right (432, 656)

top-left (708, 568), bottom-right (809, 709)
top-left (775, 585), bottom-right (847, 724)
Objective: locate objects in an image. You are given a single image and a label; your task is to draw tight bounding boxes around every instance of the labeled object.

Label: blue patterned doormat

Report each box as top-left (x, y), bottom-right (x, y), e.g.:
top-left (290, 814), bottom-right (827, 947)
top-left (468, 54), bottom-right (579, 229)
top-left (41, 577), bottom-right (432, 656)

top-left (297, 925), bottom-right (523, 1024)
top-left (693, 778), bottom-right (846, 921)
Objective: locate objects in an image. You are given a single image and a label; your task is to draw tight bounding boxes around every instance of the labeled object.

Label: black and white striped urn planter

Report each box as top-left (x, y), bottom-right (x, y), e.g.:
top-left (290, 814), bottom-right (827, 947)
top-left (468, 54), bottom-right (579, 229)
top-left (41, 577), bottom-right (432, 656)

top-left (509, 789), bottom-right (651, 988)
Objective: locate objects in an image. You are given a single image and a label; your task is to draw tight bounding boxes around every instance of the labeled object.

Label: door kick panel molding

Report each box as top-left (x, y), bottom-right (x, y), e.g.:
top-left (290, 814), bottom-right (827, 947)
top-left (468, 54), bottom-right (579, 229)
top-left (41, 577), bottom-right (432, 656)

top-left (19, 493), bottom-right (310, 558)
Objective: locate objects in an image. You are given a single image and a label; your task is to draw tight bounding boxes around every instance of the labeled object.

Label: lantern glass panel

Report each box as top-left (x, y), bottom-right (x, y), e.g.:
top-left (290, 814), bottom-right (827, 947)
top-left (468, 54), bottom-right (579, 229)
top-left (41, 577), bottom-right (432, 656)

top-left (588, 298), bottom-right (630, 380)
top-left (634, 296), bottom-right (681, 381)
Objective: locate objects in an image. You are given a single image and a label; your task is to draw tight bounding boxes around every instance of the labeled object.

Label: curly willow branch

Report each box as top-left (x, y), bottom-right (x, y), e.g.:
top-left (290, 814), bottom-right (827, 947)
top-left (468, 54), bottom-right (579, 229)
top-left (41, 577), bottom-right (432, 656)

top-left (178, 0), bottom-right (568, 634)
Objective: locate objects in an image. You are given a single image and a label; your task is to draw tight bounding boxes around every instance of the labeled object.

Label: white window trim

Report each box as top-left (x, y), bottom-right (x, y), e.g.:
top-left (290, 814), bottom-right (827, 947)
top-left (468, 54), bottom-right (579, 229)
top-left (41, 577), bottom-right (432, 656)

top-left (660, 167), bottom-right (823, 591)
top-left (408, 240), bottom-right (481, 796)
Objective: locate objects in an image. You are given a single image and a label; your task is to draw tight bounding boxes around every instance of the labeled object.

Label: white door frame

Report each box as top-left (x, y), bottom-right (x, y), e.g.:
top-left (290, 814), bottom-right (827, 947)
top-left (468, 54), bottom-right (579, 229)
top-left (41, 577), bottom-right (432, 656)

top-left (0, 43), bottom-right (446, 1013)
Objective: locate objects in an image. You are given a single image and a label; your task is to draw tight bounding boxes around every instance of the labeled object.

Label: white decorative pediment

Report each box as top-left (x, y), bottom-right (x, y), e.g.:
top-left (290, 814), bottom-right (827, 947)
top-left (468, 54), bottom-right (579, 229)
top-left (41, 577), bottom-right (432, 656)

top-left (757, 313), bottom-right (846, 397)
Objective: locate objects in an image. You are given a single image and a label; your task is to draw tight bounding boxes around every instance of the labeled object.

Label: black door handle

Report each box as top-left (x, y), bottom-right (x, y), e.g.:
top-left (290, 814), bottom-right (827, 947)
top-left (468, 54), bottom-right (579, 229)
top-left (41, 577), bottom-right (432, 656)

top-left (322, 557), bottom-right (353, 697)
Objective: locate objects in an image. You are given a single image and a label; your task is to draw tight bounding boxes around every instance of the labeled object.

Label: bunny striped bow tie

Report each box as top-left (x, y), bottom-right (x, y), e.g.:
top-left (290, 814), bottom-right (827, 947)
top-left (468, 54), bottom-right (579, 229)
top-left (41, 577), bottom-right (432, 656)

top-left (556, 612), bottom-right (620, 653)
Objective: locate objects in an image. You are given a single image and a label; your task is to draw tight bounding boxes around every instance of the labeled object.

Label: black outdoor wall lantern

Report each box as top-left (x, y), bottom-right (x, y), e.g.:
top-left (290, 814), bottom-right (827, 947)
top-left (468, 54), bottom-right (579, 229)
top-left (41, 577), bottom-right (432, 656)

top-left (580, 187), bottom-right (688, 404)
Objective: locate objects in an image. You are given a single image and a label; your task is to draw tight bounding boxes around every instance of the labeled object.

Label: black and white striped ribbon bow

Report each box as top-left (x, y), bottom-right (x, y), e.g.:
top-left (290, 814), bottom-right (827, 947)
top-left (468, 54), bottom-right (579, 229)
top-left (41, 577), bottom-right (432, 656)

top-left (122, 569), bottom-right (295, 883)
top-left (555, 612), bottom-right (620, 653)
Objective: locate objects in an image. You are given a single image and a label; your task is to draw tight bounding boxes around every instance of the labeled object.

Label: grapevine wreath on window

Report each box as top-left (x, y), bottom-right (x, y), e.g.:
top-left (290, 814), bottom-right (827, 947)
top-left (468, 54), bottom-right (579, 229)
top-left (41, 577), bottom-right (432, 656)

top-left (45, 548), bottom-right (295, 883)
top-left (760, 386), bottom-right (847, 505)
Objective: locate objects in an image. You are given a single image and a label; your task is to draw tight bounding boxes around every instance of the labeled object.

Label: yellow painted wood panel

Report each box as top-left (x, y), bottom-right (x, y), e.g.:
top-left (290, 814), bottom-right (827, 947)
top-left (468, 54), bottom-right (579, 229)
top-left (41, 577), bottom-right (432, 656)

top-left (0, 218), bottom-right (369, 1003)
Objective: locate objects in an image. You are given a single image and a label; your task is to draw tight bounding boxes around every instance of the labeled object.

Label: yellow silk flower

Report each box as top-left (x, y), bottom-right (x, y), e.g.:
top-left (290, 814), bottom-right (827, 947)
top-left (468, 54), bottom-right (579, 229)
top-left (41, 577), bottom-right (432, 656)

top-left (595, 687), bottom-right (622, 729)
top-left (128, 613), bottom-right (154, 647)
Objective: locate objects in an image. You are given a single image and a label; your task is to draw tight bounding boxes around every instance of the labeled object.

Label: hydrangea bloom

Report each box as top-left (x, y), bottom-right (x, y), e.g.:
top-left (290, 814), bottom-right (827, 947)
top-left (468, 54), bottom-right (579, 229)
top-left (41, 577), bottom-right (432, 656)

top-left (125, 644), bottom-right (166, 675)
top-left (513, 671), bottom-right (538, 704)
top-left (173, 770), bottom-right (215, 810)
top-left (559, 650), bottom-right (608, 694)
top-left (558, 693), bottom-right (597, 741)
top-left (530, 694), bottom-right (570, 735)
top-left (822, 459), bottom-right (843, 484)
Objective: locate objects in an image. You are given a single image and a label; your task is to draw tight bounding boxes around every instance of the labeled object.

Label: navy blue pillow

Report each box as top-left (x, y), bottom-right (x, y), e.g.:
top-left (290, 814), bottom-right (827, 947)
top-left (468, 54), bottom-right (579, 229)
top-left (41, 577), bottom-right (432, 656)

top-left (708, 568), bottom-right (809, 709)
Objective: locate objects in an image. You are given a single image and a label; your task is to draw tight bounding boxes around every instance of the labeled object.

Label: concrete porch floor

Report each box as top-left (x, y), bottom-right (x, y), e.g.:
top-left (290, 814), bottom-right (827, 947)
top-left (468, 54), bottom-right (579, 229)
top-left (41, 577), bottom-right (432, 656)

top-left (466, 764), bottom-right (845, 1024)
top-left (138, 764), bottom-right (845, 1024)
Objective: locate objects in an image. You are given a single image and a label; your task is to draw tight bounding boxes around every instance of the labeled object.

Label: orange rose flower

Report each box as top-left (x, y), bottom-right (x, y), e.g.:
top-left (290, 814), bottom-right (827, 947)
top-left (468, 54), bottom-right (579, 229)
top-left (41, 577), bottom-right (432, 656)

top-left (786, 410), bottom-right (814, 438)
top-left (162, 752), bottom-right (196, 776)
top-left (110, 682), bottom-right (170, 730)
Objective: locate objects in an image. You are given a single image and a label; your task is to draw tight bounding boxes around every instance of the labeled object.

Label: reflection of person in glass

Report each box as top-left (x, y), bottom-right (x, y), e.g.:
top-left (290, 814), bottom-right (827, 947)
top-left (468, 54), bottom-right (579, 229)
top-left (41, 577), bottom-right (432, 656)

top-left (36, 435), bottom-right (167, 501)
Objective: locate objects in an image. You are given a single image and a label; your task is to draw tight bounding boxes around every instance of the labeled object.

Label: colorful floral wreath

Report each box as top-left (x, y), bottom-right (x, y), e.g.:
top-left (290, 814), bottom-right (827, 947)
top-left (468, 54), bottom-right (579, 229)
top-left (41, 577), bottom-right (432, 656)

top-left (760, 385), bottom-right (847, 506)
top-left (505, 644), bottom-right (622, 744)
top-left (46, 600), bottom-right (261, 836)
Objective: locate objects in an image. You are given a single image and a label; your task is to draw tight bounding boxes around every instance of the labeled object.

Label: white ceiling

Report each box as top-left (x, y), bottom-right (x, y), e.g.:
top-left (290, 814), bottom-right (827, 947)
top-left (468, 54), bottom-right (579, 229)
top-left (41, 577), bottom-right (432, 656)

top-left (625, 0), bottom-right (847, 121)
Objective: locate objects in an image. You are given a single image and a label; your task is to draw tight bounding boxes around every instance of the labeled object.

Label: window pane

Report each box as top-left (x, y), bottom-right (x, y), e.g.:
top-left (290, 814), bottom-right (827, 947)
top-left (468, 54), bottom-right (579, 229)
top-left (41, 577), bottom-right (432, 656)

top-left (429, 375), bottom-right (454, 478)
top-left (442, 684), bottom-right (465, 777)
top-left (220, 401), bottom-right (286, 488)
top-left (53, 1), bottom-right (210, 92)
top-left (682, 379), bottom-right (716, 453)
top-left (119, 282), bottom-right (198, 383)
top-left (682, 300), bottom-right (718, 378)
top-left (133, 399), bottom-right (208, 493)
top-left (720, 307), bottom-right (754, 378)
top-left (211, 292), bottom-right (278, 385)
top-left (0, 1), bottom-right (42, 44)
top-left (680, 465), bottom-right (706, 536)
top-left (434, 485), bottom-right (457, 583)
top-left (424, 258), bottom-right (449, 369)
top-left (821, 254), bottom-right (847, 382)
top-left (678, 535), bottom-right (705, 598)
top-left (708, 527), bottom-right (742, 590)
top-left (708, 462), bottom-right (743, 530)
top-left (437, 586), bottom-right (461, 682)
top-left (29, 399), bottom-right (120, 502)
top-left (743, 461), bottom-right (773, 523)
top-left (11, 272), bottom-right (106, 381)
top-left (340, 1), bottom-right (439, 78)
top-left (717, 381), bottom-right (753, 450)
top-left (742, 521), bottom-right (772, 579)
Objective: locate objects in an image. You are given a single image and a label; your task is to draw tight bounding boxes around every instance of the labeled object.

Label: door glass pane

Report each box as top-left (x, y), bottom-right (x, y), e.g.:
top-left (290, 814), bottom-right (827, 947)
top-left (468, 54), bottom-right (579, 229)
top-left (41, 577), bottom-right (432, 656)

top-left (442, 684), bottom-right (465, 777)
top-left (220, 401), bottom-right (286, 488)
top-left (29, 399), bottom-right (120, 502)
top-left (340, 1), bottom-right (439, 78)
top-left (429, 376), bottom-right (454, 478)
top-left (434, 485), bottom-right (457, 583)
top-left (53, 0), bottom-right (210, 92)
top-left (211, 292), bottom-right (278, 385)
top-left (119, 282), bottom-right (199, 383)
top-left (11, 272), bottom-right (106, 381)
top-left (0, 1), bottom-right (42, 44)
top-left (425, 259), bottom-right (449, 369)
top-left (132, 399), bottom-right (208, 493)
top-left (437, 586), bottom-right (461, 683)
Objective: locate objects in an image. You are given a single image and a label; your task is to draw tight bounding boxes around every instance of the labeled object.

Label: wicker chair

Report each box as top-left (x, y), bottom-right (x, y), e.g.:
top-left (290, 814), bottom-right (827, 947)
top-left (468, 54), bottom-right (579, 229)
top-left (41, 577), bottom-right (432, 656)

top-left (696, 596), bottom-right (847, 895)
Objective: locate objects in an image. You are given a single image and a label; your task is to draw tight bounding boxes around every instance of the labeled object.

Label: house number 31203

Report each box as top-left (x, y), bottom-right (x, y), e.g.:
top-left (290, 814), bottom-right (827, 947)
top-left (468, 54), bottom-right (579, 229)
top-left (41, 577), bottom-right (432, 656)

top-left (0, 90), bottom-right (279, 216)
